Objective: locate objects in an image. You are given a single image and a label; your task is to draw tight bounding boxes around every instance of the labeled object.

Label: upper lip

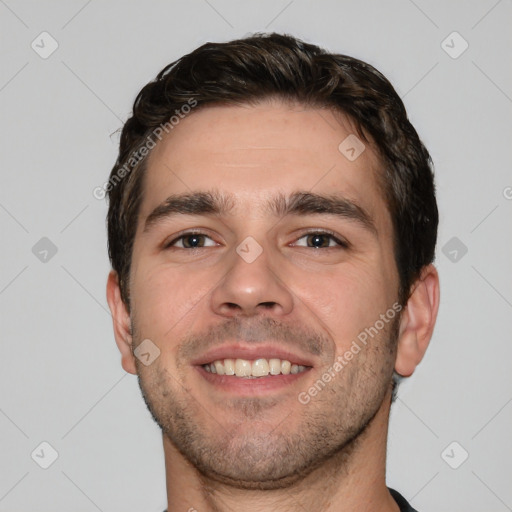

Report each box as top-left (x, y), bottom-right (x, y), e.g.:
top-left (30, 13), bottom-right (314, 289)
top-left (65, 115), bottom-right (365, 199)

top-left (190, 343), bottom-right (316, 367)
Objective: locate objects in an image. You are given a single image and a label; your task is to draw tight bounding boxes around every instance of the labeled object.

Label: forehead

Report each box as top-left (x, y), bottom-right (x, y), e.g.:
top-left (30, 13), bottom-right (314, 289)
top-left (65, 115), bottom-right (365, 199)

top-left (139, 101), bottom-right (389, 227)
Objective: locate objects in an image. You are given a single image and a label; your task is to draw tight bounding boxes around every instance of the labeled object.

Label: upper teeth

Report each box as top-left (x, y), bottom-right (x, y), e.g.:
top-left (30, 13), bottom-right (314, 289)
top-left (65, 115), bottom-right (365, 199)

top-left (203, 358), bottom-right (308, 377)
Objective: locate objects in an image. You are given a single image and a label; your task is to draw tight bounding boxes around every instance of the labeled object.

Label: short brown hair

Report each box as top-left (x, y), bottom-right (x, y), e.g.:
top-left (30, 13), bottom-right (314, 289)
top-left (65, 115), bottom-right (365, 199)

top-left (106, 32), bottom-right (438, 310)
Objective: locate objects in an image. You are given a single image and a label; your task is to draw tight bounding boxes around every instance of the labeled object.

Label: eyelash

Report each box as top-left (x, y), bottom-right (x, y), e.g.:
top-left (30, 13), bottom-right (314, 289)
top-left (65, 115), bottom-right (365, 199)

top-left (164, 230), bottom-right (349, 250)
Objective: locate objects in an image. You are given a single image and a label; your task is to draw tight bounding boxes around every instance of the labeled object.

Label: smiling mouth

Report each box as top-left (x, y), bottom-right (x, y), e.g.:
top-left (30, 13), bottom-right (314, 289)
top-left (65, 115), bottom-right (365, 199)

top-left (202, 357), bottom-right (310, 378)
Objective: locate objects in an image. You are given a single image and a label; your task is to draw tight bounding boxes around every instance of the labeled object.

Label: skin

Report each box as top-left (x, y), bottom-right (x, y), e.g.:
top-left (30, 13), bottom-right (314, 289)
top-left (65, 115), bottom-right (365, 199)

top-left (107, 99), bottom-right (440, 512)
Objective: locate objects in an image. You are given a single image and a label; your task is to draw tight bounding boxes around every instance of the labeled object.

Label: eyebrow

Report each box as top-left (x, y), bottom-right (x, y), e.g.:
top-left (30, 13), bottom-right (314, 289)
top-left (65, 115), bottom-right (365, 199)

top-left (143, 190), bottom-right (377, 235)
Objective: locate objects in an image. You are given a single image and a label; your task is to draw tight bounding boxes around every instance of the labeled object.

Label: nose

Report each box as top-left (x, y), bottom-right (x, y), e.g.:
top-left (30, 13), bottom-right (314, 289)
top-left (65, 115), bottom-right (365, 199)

top-left (210, 239), bottom-right (294, 318)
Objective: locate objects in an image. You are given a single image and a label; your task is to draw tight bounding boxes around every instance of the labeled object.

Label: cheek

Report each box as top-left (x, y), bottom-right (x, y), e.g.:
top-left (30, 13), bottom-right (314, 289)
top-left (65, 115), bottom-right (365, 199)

top-left (131, 260), bottom-right (216, 343)
top-left (290, 262), bottom-right (392, 350)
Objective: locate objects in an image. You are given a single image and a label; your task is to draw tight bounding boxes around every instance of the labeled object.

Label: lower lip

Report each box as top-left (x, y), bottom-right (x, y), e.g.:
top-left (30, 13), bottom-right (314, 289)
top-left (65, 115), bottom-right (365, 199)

top-left (195, 365), bottom-right (312, 395)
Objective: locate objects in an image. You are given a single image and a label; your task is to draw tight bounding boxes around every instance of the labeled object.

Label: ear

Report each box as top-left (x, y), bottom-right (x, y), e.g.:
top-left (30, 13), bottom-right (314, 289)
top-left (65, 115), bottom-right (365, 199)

top-left (106, 270), bottom-right (137, 375)
top-left (395, 264), bottom-right (440, 377)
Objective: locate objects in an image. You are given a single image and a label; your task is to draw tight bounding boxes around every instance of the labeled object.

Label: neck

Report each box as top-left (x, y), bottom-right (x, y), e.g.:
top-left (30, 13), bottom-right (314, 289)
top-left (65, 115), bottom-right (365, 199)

top-left (163, 390), bottom-right (399, 512)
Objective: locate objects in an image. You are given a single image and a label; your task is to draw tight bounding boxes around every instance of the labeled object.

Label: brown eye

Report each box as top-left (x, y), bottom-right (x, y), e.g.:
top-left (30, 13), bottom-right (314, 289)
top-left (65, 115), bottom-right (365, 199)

top-left (307, 234), bottom-right (331, 248)
top-left (166, 233), bottom-right (216, 249)
top-left (294, 231), bottom-right (348, 249)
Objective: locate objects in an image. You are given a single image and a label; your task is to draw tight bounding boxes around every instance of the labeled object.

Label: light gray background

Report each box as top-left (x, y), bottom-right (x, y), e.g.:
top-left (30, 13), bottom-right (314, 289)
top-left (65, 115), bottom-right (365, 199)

top-left (1, 1), bottom-right (511, 511)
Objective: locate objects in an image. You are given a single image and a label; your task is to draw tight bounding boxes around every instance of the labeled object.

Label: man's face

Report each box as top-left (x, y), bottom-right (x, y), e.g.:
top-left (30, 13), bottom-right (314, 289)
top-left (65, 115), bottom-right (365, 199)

top-left (127, 101), bottom-right (401, 488)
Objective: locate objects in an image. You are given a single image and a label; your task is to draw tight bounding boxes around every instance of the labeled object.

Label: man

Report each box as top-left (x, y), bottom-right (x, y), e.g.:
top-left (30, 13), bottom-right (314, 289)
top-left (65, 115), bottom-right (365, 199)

top-left (105, 33), bottom-right (440, 511)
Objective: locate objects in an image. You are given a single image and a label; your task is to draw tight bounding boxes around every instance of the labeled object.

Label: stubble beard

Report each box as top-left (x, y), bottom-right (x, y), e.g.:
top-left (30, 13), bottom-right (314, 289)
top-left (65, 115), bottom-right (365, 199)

top-left (133, 316), bottom-right (399, 490)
